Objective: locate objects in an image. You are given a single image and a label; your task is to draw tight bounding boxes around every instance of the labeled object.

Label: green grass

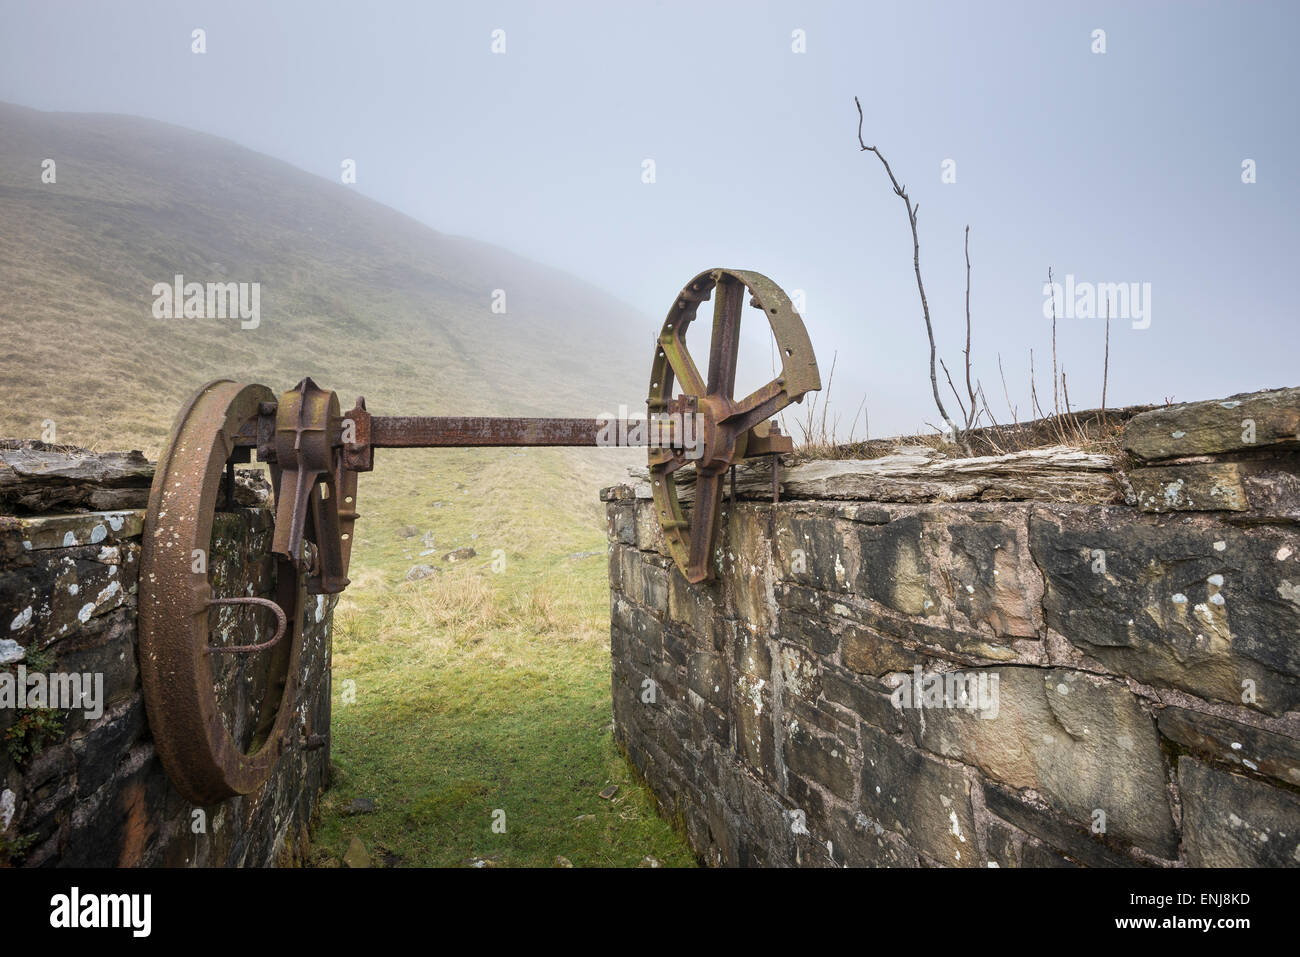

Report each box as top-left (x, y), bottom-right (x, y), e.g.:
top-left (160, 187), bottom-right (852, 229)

top-left (307, 447), bottom-right (695, 868)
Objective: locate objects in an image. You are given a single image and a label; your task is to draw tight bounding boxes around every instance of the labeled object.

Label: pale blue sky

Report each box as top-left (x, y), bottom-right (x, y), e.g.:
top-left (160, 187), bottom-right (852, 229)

top-left (2, 0), bottom-right (1296, 435)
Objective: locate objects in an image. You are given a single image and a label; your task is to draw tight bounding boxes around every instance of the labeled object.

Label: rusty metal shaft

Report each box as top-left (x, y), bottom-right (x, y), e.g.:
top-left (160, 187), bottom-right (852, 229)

top-left (370, 416), bottom-right (669, 448)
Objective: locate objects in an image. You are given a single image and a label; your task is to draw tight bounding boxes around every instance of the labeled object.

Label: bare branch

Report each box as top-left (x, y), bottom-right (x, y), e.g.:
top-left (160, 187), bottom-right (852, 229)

top-left (1102, 292), bottom-right (1111, 419)
top-left (940, 357), bottom-right (968, 424)
top-left (963, 225), bottom-right (978, 432)
top-left (997, 352), bottom-right (1018, 426)
top-left (855, 96), bottom-right (958, 441)
top-left (1029, 348), bottom-right (1046, 421)
top-left (1047, 266), bottom-right (1060, 418)
top-left (977, 382), bottom-right (1000, 430)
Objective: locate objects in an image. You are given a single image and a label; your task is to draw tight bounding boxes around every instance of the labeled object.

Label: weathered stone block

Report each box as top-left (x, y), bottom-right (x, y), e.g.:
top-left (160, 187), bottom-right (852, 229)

top-left (634, 499), bottom-right (667, 554)
top-left (785, 717), bottom-right (854, 802)
top-left (1129, 462), bottom-right (1247, 512)
top-left (859, 723), bottom-right (977, 866)
top-left (982, 781), bottom-right (1139, 867)
top-left (824, 806), bottom-right (920, 867)
top-left (841, 623), bottom-right (920, 677)
top-left (982, 817), bottom-right (1075, 867)
top-left (732, 672), bottom-right (775, 783)
top-left (1157, 706), bottom-right (1300, 787)
top-left (687, 650), bottom-right (728, 711)
top-left (776, 641), bottom-right (821, 700)
top-left (72, 698), bottom-right (146, 798)
top-left (776, 594), bottom-right (839, 655)
top-left (1179, 757), bottom-right (1300, 867)
top-left (607, 501), bottom-right (635, 545)
top-left (947, 512), bottom-right (1042, 638)
top-left (731, 620), bottom-right (771, 679)
top-left (814, 587), bottom-right (1020, 664)
top-left (821, 665), bottom-right (903, 733)
top-left (851, 515), bottom-right (936, 616)
top-left (773, 507), bottom-right (852, 593)
top-left (0, 509), bottom-right (143, 554)
top-left (616, 545), bottom-right (643, 601)
top-left (717, 504), bottom-right (775, 633)
top-left (628, 606), bottom-right (664, 666)
top-left (902, 666), bottom-right (1177, 856)
top-left (1239, 462), bottom-right (1300, 522)
top-left (1124, 387), bottom-right (1300, 460)
top-left (641, 560), bottom-right (670, 613)
top-left (1031, 510), bottom-right (1300, 713)
top-left (668, 565), bottom-right (721, 648)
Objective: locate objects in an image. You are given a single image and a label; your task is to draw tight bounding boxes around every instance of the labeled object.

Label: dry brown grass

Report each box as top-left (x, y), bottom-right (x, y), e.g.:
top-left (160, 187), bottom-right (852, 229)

top-left (791, 404), bottom-right (1143, 465)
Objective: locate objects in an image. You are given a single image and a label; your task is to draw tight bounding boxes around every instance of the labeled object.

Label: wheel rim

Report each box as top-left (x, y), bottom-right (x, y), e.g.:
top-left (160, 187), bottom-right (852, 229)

top-left (139, 380), bottom-right (305, 804)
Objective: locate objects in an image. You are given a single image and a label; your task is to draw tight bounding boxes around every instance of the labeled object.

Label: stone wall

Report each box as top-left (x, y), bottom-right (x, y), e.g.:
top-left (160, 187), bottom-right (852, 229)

top-left (0, 444), bottom-right (332, 867)
top-left (606, 388), bottom-right (1300, 867)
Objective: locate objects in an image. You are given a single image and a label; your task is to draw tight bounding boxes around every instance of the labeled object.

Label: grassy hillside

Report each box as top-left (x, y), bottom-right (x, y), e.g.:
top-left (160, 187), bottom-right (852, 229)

top-left (0, 101), bottom-right (648, 450)
top-left (0, 102), bottom-right (690, 866)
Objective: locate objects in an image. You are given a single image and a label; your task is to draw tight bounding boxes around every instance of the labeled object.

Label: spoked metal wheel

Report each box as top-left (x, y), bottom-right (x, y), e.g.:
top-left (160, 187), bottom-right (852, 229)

top-left (648, 268), bottom-right (820, 583)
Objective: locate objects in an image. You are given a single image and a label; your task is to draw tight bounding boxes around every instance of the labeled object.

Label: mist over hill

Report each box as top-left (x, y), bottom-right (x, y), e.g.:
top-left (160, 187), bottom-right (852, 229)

top-left (0, 102), bottom-right (649, 454)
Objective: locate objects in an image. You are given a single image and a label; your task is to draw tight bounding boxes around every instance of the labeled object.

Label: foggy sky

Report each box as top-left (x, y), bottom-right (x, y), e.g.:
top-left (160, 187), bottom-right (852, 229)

top-left (1, 0), bottom-right (1296, 436)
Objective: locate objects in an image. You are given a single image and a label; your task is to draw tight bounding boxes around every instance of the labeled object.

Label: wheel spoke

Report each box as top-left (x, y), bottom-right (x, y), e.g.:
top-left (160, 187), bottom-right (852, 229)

top-left (706, 274), bottom-right (743, 398)
top-left (720, 380), bottom-right (785, 434)
top-left (661, 333), bottom-right (706, 396)
top-left (686, 470), bottom-right (726, 582)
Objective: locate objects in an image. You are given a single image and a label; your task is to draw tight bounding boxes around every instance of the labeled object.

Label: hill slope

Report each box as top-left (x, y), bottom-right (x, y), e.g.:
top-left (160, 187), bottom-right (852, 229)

top-left (0, 101), bottom-right (649, 452)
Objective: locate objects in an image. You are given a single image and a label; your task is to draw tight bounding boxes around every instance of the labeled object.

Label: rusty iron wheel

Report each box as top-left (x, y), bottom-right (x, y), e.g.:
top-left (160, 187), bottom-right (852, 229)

top-left (648, 269), bottom-right (820, 583)
top-left (139, 379), bottom-right (305, 805)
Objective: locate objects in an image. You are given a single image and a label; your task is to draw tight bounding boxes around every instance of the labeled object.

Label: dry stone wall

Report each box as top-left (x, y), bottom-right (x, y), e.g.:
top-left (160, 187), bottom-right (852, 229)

top-left (605, 387), bottom-right (1300, 867)
top-left (0, 443), bottom-right (332, 867)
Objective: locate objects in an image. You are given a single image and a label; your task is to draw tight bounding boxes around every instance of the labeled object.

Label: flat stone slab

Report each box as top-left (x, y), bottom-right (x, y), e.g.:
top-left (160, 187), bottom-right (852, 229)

top-left (632, 445), bottom-right (1120, 505)
top-left (1123, 387), bottom-right (1300, 461)
top-left (0, 441), bottom-right (153, 511)
top-left (0, 509), bottom-right (144, 551)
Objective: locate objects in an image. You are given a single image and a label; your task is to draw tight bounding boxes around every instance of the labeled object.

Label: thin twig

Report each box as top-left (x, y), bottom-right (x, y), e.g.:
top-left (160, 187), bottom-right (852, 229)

top-left (1047, 266), bottom-right (1060, 418)
top-left (997, 352), bottom-right (1018, 425)
top-left (977, 382), bottom-right (1000, 430)
top-left (1102, 292), bottom-right (1111, 420)
top-left (855, 96), bottom-right (958, 442)
top-left (962, 225), bottom-right (978, 432)
top-left (940, 357), bottom-right (968, 426)
top-left (847, 393), bottom-right (868, 444)
top-left (820, 351), bottom-right (837, 443)
top-left (1029, 348), bottom-right (1046, 421)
